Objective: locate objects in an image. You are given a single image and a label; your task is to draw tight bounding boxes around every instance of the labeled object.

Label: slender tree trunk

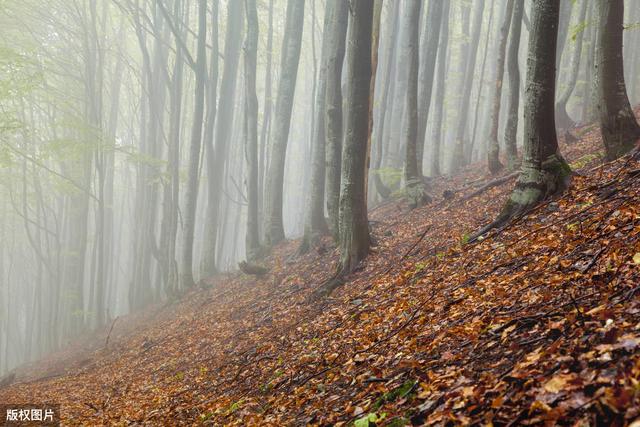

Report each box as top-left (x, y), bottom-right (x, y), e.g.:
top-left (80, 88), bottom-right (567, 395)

top-left (555, 0), bottom-right (588, 130)
top-left (595, 0), bottom-right (640, 160)
top-left (180, 0), bottom-right (207, 288)
top-left (300, 0), bottom-right (337, 253)
top-left (415, 0), bottom-right (444, 177)
top-left (324, 0), bottom-right (348, 241)
top-left (430, 1), bottom-right (451, 177)
top-left (264, 0), bottom-right (306, 246)
top-left (338, 0), bottom-right (372, 273)
top-left (371, 0), bottom-right (399, 202)
top-left (201, 0), bottom-right (242, 277)
top-left (451, 1), bottom-right (486, 172)
top-left (505, 0), bottom-right (525, 169)
top-left (259, 0), bottom-right (274, 237)
top-left (243, 0), bottom-right (260, 260)
top-left (488, 0), bottom-right (516, 174)
top-left (401, 0), bottom-right (425, 203)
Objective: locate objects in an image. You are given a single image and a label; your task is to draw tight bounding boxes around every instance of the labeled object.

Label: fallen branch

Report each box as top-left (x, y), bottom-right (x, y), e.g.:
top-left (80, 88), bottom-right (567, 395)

top-left (462, 172), bottom-right (519, 201)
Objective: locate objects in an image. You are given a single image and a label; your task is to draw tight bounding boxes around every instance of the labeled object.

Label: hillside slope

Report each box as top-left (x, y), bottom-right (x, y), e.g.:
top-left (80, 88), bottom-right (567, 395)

top-left (2, 116), bottom-right (640, 426)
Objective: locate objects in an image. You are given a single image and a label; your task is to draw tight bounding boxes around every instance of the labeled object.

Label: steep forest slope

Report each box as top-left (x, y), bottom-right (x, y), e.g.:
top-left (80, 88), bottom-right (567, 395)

top-left (2, 114), bottom-right (640, 426)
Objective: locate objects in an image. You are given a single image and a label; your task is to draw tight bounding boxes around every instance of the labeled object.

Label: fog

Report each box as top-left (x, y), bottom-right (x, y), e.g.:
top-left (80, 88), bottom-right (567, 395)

top-left (1, 0), bottom-right (639, 377)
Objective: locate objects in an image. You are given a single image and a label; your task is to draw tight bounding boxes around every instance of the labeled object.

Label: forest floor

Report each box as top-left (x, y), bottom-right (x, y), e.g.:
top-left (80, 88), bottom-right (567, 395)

top-left (2, 112), bottom-right (640, 426)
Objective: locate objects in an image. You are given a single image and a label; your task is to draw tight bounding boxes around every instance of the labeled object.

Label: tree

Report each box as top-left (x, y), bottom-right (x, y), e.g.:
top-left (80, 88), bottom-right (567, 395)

top-left (473, 0), bottom-right (571, 239)
top-left (324, 0), bottom-right (348, 240)
top-left (200, 0), bottom-right (243, 276)
top-left (595, 0), bottom-right (640, 160)
top-left (555, 0), bottom-right (588, 130)
top-left (243, 0), bottom-right (260, 261)
top-left (371, 0), bottom-right (400, 202)
top-left (450, 1), bottom-right (486, 172)
top-left (416, 0), bottom-right (444, 177)
top-left (429, 1), bottom-right (450, 177)
top-left (180, 0), bottom-right (207, 288)
top-left (300, 0), bottom-right (337, 254)
top-left (504, 0), bottom-right (525, 170)
top-left (264, 0), bottom-right (306, 246)
top-left (487, 0), bottom-right (516, 174)
top-left (338, 0), bottom-right (373, 274)
top-left (400, 0), bottom-right (425, 205)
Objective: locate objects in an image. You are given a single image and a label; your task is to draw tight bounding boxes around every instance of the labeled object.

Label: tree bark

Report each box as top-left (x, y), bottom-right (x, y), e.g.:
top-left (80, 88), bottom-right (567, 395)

top-left (555, 0), bottom-right (588, 130)
top-left (429, 1), bottom-right (450, 177)
top-left (475, 0), bottom-right (571, 240)
top-left (338, 0), bottom-right (373, 274)
top-left (180, 0), bottom-right (207, 288)
top-left (488, 0), bottom-right (516, 175)
top-left (595, 0), bottom-right (640, 160)
top-left (415, 0), bottom-right (444, 177)
top-left (243, 0), bottom-right (260, 261)
top-left (324, 0), bottom-right (348, 242)
top-left (401, 0), bottom-right (424, 200)
top-left (505, 0), bottom-right (525, 170)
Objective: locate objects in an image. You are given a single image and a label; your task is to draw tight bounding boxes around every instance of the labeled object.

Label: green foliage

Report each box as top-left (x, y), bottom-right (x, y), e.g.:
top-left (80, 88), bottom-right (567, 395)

top-left (460, 233), bottom-right (471, 245)
top-left (227, 399), bottom-right (244, 414)
top-left (371, 380), bottom-right (417, 412)
top-left (354, 412), bottom-right (386, 427)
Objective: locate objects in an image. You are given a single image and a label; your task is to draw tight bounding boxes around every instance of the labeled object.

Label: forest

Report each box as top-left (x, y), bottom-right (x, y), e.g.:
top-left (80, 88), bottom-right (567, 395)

top-left (1, 0), bottom-right (640, 425)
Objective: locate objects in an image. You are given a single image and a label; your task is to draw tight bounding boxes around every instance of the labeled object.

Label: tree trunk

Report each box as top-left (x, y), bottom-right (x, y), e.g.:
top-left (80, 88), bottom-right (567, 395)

top-left (401, 0), bottom-right (424, 201)
top-left (243, 0), bottom-right (260, 261)
top-left (488, 0), bottom-right (516, 175)
top-left (200, 0), bottom-right (242, 277)
top-left (324, 0), bottom-right (348, 242)
top-left (477, 0), bottom-right (571, 240)
top-left (180, 0), bottom-right (207, 288)
top-left (595, 0), bottom-right (640, 160)
top-left (338, 0), bottom-right (372, 274)
top-left (429, 1), bottom-right (450, 177)
top-left (504, 0), bottom-right (525, 170)
top-left (416, 0), bottom-right (444, 177)
top-left (555, 0), bottom-right (588, 130)
top-left (264, 0), bottom-right (306, 246)
top-left (450, 1), bottom-right (486, 172)
top-left (371, 0), bottom-right (399, 202)
top-left (301, 0), bottom-right (337, 253)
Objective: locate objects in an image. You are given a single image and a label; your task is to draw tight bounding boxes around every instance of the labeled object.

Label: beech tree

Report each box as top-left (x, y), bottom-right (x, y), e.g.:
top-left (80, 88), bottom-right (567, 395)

top-left (474, 0), bottom-right (571, 238)
top-left (244, 0), bottom-right (259, 261)
top-left (338, 0), bottom-right (373, 273)
top-left (595, 0), bottom-right (640, 160)
top-left (504, 0), bottom-right (525, 170)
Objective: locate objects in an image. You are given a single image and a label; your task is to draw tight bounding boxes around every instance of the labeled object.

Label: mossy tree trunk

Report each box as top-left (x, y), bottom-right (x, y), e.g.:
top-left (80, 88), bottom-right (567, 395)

top-left (473, 0), bottom-right (571, 240)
